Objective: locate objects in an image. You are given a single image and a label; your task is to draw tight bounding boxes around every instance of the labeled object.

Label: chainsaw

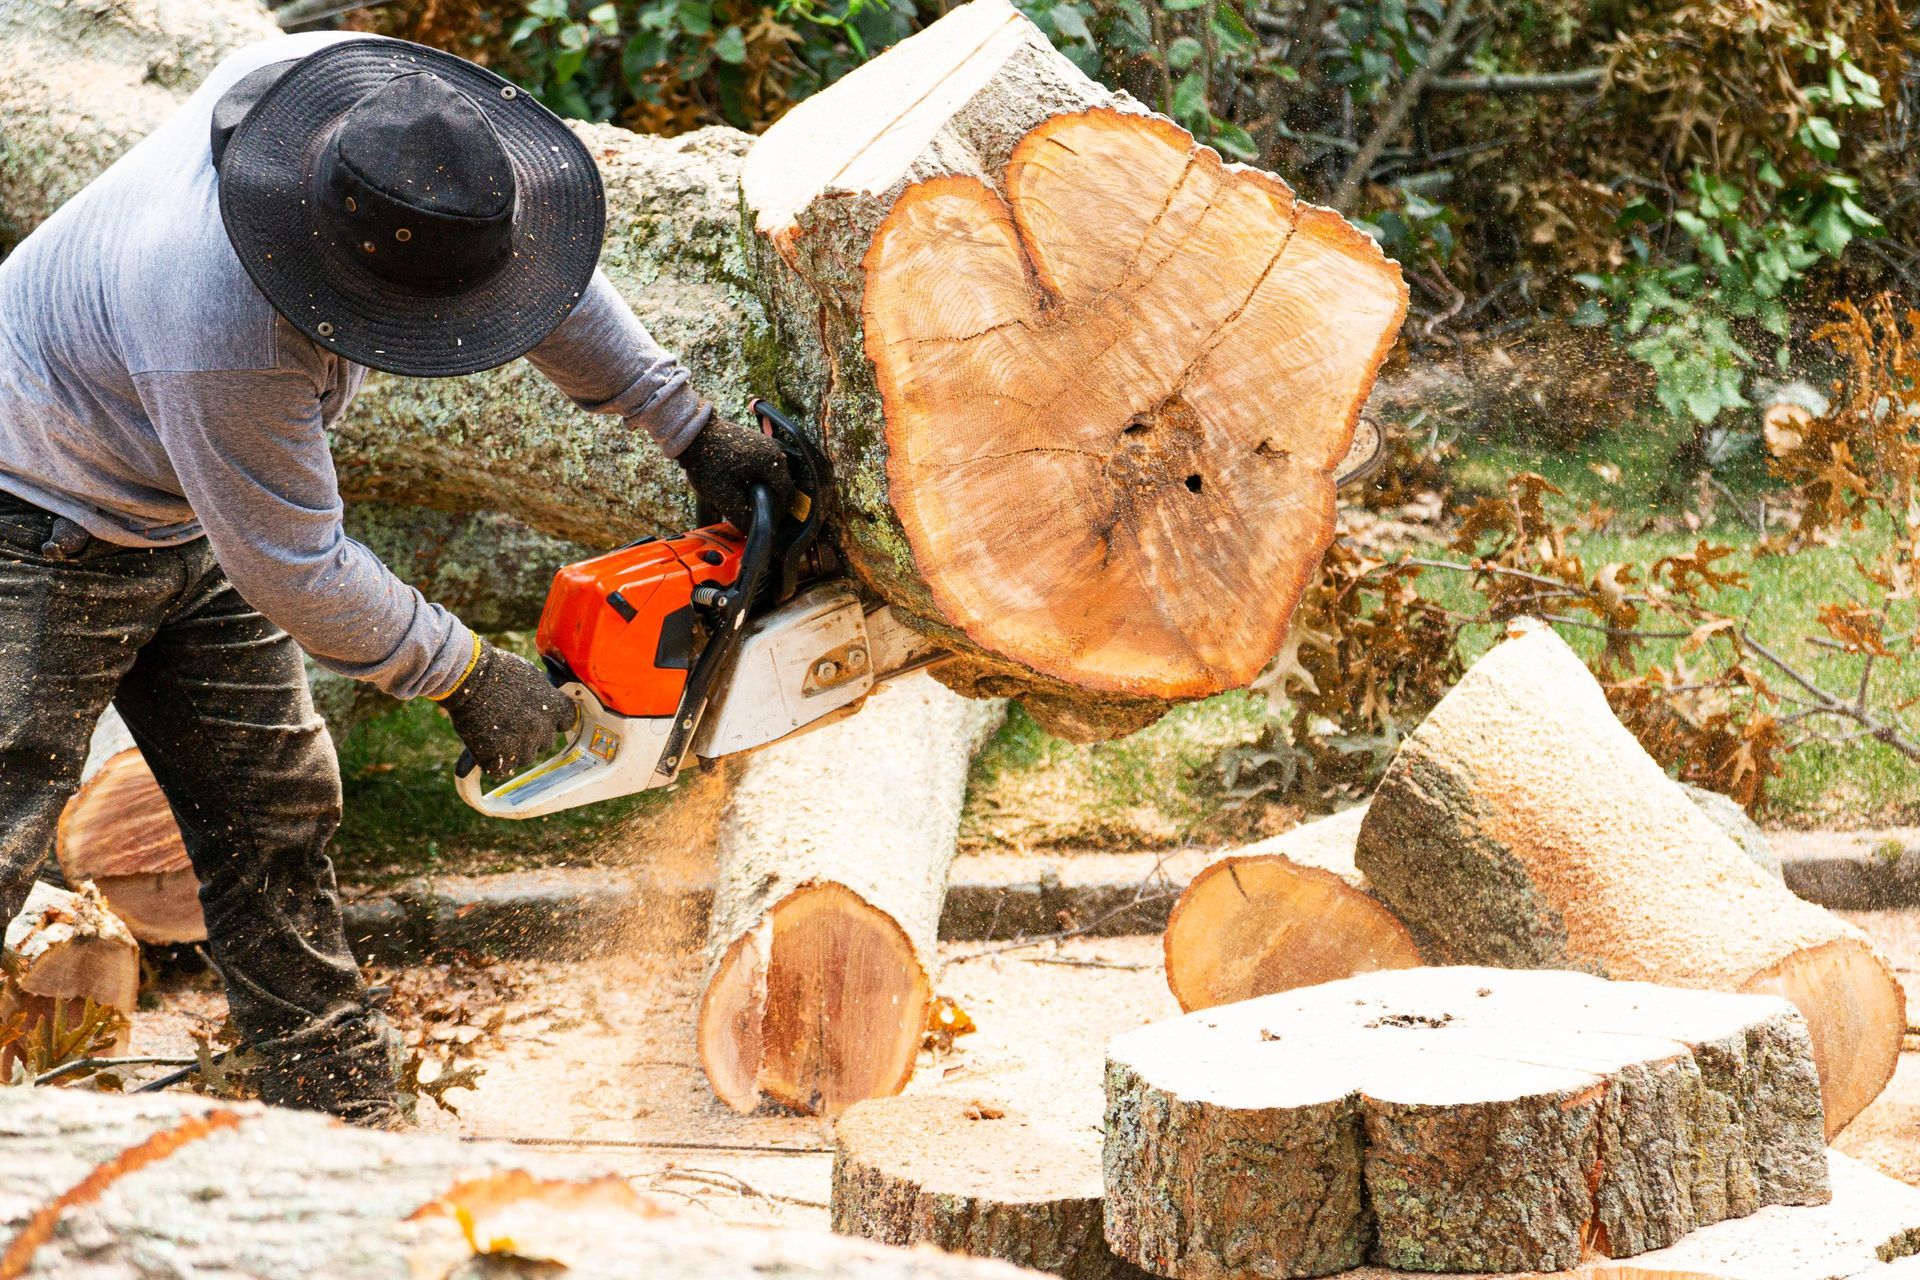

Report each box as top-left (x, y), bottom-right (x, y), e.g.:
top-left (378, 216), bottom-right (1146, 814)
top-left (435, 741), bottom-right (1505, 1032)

top-left (455, 402), bottom-right (1388, 819)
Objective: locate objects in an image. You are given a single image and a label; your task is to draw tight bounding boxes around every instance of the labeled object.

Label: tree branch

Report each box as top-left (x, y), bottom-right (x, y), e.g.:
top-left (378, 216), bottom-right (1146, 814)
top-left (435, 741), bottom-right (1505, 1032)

top-left (1331, 0), bottom-right (1474, 212)
top-left (1424, 68), bottom-right (1605, 95)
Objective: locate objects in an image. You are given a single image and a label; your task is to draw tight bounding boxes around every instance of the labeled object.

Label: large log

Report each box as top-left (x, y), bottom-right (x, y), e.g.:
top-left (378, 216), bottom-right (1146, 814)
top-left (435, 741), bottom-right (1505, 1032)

top-left (1354, 621), bottom-right (1907, 1139)
top-left (56, 714), bottom-right (204, 946)
top-left (6, 0), bottom-right (1406, 737)
top-left (0, 0), bottom-right (277, 249)
top-left (832, 1092), bottom-right (1137, 1280)
top-left (742, 0), bottom-right (1406, 734)
top-left (698, 676), bottom-right (1003, 1116)
top-left (1, 883), bottom-right (140, 1077)
top-left (1102, 966), bottom-right (1830, 1279)
top-left (1162, 804), bottom-right (1421, 1012)
top-left (0, 1085), bottom-right (1043, 1280)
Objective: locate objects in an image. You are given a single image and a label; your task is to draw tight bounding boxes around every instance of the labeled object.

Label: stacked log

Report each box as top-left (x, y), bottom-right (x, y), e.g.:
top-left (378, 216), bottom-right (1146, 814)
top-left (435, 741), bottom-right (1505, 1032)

top-left (1354, 621), bottom-right (1907, 1138)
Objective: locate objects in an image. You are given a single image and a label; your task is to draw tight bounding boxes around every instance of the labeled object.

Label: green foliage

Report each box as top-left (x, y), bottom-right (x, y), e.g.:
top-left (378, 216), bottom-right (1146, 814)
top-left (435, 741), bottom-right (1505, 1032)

top-left (505, 0), bottom-right (913, 130)
top-left (1574, 43), bottom-right (1888, 426)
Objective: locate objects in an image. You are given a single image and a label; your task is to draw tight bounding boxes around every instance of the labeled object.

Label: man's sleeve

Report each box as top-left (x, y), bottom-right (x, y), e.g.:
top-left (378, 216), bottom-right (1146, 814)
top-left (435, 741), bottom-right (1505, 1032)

top-left (134, 368), bottom-right (477, 700)
top-left (523, 270), bottom-right (712, 457)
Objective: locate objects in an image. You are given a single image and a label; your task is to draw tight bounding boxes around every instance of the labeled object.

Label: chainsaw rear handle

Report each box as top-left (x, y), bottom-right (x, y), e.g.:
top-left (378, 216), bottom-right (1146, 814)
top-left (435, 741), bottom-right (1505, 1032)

top-left (453, 483), bottom-right (776, 817)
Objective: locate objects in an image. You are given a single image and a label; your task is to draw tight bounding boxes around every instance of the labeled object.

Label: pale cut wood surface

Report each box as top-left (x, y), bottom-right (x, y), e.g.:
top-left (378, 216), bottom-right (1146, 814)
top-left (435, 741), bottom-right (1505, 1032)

top-left (1, 883), bottom-right (140, 1075)
top-left (1355, 620), bottom-right (1908, 1139)
top-left (1103, 966), bottom-right (1829, 1279)
top-left (57, 746), bottom-right (205, 945)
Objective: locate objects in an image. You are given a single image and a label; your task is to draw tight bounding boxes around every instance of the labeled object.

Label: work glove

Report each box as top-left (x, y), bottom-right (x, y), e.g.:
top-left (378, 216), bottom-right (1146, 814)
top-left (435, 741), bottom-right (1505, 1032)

top-left (436, 640), bottom-right (574, 776)
top-left (677, 413), bottom-right (798, 533)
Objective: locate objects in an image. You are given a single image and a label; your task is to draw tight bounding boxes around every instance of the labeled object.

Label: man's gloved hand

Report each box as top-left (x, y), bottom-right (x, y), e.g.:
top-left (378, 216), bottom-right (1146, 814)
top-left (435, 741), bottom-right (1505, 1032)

top-left (677, 414), bottom-right (797, 532)
top-left (436, 640), bottom-right (574, 776)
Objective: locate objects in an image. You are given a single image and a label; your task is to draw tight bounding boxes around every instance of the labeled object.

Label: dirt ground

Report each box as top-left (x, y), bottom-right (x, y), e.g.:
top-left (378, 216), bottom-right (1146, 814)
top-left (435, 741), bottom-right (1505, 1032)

top-left (128, 933), bottom-right (1180, 1230)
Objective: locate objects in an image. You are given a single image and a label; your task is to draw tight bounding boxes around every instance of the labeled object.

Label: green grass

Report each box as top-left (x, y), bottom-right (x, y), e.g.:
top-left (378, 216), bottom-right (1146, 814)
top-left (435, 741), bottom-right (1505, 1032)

top-left (330, 697), bottom-right (679, 884)
top-left (960, 693), bottom-right (1270, 850)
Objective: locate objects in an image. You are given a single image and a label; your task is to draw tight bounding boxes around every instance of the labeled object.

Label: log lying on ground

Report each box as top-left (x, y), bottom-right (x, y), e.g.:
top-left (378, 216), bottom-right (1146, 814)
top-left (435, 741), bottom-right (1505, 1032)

top-left (742, 0), bottom-right (1407, 733)
top-left (1354, 621), bottom-right (1907, 1139)
top-left (0, 1086), bottom-right (1043, 1280)
top-left (698, 675), bottom-right (1003, 1116)
top-left (2, 883), bottom-right (140, 1076)
top-left (57, 712), bottom-right (203, 946)
top-left (1162, 804), bottom-right (1421, 1012)
top-left (1103, 966), bottom-right (1830, 1279)
top-left (833, 1091), bottom-right (1136, 1280)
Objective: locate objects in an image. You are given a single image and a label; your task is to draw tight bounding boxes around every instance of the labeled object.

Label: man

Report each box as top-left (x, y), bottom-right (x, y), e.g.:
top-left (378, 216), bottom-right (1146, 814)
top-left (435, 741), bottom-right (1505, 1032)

top-left (0, 33), bottom-right (792, 1123)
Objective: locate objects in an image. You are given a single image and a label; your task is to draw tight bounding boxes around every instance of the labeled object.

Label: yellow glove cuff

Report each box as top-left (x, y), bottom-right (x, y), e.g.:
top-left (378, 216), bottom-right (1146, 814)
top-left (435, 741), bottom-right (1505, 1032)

top-left (428, 634), bottom-right (484, 702)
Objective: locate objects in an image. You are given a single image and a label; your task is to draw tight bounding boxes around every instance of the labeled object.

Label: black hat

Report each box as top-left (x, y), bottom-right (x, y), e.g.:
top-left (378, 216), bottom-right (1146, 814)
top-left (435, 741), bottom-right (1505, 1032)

top-left (214, 39), bottom-right (605, 377)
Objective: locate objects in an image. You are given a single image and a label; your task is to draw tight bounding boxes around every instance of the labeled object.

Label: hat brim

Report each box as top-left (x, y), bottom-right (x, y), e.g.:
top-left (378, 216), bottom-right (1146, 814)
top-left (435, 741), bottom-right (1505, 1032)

top-left (218, 39), bottom-right (605, 378)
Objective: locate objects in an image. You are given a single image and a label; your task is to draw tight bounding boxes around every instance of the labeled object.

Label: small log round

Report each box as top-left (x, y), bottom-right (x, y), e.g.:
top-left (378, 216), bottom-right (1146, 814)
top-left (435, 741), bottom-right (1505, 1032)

top-left (1102, 966), bottom-right (1829, 1279)
top-left (1162, 804), bottom-right (1422, 1012)
top-left (57, 738), bottom-right (203, 946)
top-left (697, 677), bottom-right (1002, 1116)
top-left (832, 1093), bottom-right (1134, 1280)
top-left (2, 883), bottom-right (141, 1076)
top-left (1354, 620), bottom-right (1907, 1138)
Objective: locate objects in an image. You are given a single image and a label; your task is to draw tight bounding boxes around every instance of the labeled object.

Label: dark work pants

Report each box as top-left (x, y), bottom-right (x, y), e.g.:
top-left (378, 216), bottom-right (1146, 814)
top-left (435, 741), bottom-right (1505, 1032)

top-left (0, 493), bottom-right (396, 1123)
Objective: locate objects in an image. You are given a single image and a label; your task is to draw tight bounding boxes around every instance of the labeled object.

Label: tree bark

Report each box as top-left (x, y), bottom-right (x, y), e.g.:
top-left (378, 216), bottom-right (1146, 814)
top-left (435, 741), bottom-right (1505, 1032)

top-left (1354, 620), bottom-right (1908, 1140)
top-left (697, 675), bottom-right (1003, 1117)
top-left (0, 1086), bottom-right (1043, 1280)
top-left (1, 883), bottom-right (141, 1076)
top-left (832, 1093), bottom-right (1140, 1280)
top-left (0, 0), bottom-right (278, 249)
top-left (1102, 966), bottom-right (1830, 1279)
top-left (56, 716), bottom-right (204, 946)
top-left (1162, 803), bottom-right (1423, 1012)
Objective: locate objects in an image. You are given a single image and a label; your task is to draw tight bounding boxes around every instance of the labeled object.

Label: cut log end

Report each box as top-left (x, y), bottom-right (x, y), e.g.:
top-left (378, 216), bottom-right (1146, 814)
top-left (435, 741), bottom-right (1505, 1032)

top-left (698, 882), bottom-right (930, 1116)
top-left (832, 1093), bottom-right (1128, 1280)
top-left (863, 107), bottom-right (1406, 702)
top-left (2, 883), bottom-right (141, 1075)
top-left (56, 746), bottom-right (204, 945)
top-left (1164, 805), bottom-right (1424, 1012)
top-left (1740, 937), bottom-right (1906, 1140)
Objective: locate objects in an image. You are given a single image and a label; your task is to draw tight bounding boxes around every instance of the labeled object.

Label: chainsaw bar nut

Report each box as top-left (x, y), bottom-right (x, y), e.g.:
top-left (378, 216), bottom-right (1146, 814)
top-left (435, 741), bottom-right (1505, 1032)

top-left (814, 659), bottom-right (840, 682)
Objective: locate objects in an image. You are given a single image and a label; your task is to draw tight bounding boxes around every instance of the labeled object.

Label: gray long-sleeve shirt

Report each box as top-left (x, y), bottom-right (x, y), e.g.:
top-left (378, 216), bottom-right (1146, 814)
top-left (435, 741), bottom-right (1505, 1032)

top-left (0, 32), bottom-right (708, 699)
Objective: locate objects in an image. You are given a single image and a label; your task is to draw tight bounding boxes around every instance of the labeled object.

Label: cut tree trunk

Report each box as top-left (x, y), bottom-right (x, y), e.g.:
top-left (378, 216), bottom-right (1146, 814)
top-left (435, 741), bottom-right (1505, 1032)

top-left (0, 0), bottom-right (277, 248)
top-left (742, 0), bottom-right (1407, 735)
top-left (832, 1092), bottom-right (1138, 1280)
top-left (1, 883), bottom-right (140, 1076)
top-left (0, 1086), bottom-right (1043, 1280)
top-left (57, 712), bottom-right (203, 946)
top-left (698, 675), bottom-right (1003, 1116)
top-left (8, 0), bottom-right (1406, 738)
top-left (1162, 782), bottom-right (1784, 1014)
top-left (1354, 620), bottom-right (1907, 1139)
top-left (1162, 804), bottom-right (1422, 1012)
top-left (1102, 966), bottom-right (1830, 1279)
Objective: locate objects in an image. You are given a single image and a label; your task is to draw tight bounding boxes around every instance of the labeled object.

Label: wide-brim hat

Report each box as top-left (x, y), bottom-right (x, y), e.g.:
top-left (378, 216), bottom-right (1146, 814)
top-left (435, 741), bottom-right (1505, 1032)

top-left (217, 39), bottom-right (605, 378)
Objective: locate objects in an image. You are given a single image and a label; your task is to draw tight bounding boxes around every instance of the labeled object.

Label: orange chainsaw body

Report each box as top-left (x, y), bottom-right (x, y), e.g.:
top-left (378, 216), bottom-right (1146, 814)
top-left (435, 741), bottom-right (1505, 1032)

top-left (534, 525), bottom-right (745, 718)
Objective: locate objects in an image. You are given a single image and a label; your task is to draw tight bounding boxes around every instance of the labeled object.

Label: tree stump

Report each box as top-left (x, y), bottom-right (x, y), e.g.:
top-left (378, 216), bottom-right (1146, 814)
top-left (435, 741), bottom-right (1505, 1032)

top-left (1354, 621), bottom-right (1907, 1138)
top-left (1162, 804), bottom-right (1422, 1012)
top-left (833, 1092), bottom-right (1139, 1280)
top-left (1102, 966), bottom-right (1829, 1278)
top-left (697, 676), bottom-right (1003, 1116)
